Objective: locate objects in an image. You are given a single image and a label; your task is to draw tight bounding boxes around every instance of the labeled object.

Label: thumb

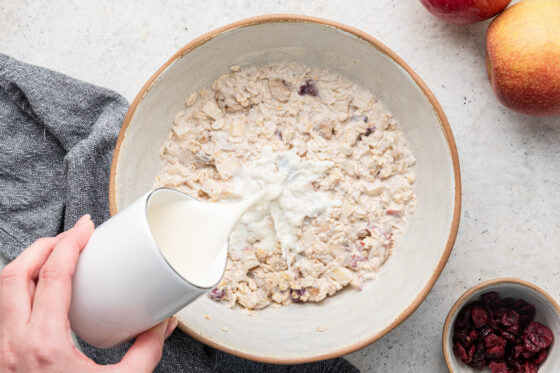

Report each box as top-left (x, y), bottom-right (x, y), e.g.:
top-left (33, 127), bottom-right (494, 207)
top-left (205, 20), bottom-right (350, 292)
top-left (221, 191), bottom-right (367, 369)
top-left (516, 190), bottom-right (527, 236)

top-left (117, 318), bottom-right (174, 372)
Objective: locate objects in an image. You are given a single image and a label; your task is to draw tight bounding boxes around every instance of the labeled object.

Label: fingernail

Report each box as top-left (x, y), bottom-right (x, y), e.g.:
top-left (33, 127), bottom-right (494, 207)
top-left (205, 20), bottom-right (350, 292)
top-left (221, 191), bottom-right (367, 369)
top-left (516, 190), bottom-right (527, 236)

top-left (164, 317), bottom-right (178, 339)
top-left (74, 214), bottom-right (91, 227)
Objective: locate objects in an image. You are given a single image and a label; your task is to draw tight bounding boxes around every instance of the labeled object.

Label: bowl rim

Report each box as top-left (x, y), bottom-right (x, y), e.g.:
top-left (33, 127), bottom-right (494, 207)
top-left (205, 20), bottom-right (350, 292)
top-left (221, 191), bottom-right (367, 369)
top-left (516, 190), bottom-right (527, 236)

top-left (442, 277), bottom-right (560, 372)
top-left (109, 14), bottom-right (462, 364)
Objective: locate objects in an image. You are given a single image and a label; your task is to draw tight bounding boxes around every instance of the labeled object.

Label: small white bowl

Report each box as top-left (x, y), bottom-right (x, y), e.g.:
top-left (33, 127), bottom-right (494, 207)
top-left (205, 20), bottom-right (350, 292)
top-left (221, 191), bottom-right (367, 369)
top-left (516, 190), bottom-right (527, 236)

top-left (110, 14), bottom-right (461, 363)
top-left (443, 278), bottom-right (560, 372)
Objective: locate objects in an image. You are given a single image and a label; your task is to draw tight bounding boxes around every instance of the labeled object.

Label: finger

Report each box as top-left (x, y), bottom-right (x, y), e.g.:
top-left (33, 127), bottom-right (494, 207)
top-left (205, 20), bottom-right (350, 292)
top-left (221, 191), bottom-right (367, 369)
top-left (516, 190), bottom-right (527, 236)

top-left (165, 317), bottom-right (178, 339)
top-left (0, 237), bottom-right (58, 321)
top-left (117, 319), bottom-right (169, 373)
top-left (31, 217), bottom-right (94, 330)
top-left (74, 214), bottom-right (91, 227)
top-left (54, 214), bottom-right (91, 240)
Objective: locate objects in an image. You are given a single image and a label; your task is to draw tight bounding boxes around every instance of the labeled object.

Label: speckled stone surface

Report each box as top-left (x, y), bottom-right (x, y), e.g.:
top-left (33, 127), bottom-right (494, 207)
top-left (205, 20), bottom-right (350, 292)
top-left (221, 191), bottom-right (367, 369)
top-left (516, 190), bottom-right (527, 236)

top-left (1, 1), bottom-right (559, 372)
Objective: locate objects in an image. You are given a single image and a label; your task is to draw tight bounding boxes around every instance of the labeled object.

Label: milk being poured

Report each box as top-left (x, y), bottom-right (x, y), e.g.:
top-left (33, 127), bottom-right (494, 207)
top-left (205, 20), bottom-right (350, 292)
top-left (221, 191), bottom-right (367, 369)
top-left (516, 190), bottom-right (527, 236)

top-left (147, 146), bottom-right (337, 287)
top-left (147, 187), bottom-right (280, 287)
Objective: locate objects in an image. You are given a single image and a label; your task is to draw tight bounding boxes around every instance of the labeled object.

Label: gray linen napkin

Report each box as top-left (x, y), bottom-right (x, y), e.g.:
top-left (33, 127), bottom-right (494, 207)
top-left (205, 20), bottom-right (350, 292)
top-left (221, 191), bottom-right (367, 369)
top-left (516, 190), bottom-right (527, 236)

top-left (0, 54), bottom-right (358, 372)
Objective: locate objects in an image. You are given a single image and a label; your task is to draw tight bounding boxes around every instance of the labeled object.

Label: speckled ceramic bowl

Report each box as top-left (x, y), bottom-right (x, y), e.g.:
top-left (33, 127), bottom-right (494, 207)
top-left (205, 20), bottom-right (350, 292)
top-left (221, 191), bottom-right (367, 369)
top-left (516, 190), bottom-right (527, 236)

top-left (443, 278), bottom-right (560, 372)
top-left (109, 15), bottom-right (461, 363)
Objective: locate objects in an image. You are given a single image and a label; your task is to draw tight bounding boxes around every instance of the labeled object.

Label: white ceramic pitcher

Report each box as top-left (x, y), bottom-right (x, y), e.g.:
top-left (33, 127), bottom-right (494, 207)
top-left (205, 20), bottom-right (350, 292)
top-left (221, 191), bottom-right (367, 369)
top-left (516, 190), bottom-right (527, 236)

top-left (68, 188), bottom-right (227, 348)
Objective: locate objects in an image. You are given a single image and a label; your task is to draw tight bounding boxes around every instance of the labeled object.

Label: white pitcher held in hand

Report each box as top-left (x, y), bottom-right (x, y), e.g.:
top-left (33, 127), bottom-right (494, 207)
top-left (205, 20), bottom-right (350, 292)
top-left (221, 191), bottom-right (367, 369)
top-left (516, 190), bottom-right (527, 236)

top-left (68, 187), bottom-right (280, 348)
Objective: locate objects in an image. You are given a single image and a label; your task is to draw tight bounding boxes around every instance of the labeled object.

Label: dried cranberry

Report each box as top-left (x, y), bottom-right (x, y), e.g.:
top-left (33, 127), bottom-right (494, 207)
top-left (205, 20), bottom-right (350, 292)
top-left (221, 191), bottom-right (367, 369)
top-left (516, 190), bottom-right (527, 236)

top-left (484, 334), bottom-right (507, 348)
top-left (488, 313), bottom-right (499, 329)
top-left (290, 288), bottom-right (306, 302)
top-left (386, 209), bottom-right (402, 217)
top-left (467, 344), bottom-right (476, 361)
top-left (499, 330), bottom-right (516, 341)
top-left (484, 334), bottom-right (507, 359)
top-left (533, 348), bottom-right (549, 365)
top-left (523, 338), bottom-right (541, 353)
top-left (298, 79), bottom-right (318, 96)
top-left (364, 126), bottom-right (374, 136)
top-left (471, 305), bottom-right (489, 328)
top-left (486, 345), bottom-right (506, 360)
top-left (515, 301), bottom-right (536, 329)
top-left (521, 304), bottom-right (537, 320)
top-left (520, 315), bottom-right (535, 331)
top-left (207, 287), bottom-right (225, 301)
top-left (501, 310), bottom-right (520, 327)
top-left (468, 342), bottom-right (487, 370)
top-left (455, 307), bottom-right (473, 329)
top-left (513, 299), bottom-right (529, 311)
top-left (489, 361), bottom-right (511, 373)
top-left (453, 342), bottom-right (470, 363)
top-left (493, 306), bottom-right (508, 320)
top-left (513, 344), bottom-right (524, 359)
top-left (482, 292), bottom-right (501, 309)
top-left (507, 324), bottom-right (520, 335)
top-left (524, 322), bottom-right (554, 350)
top-left (274, 129), bottom-right (282, 140)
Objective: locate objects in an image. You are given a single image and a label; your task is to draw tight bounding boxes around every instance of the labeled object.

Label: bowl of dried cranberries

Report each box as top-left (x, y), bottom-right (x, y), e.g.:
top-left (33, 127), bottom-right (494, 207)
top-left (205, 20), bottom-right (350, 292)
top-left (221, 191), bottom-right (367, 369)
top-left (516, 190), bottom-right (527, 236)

top-left (443, 278), bottom-right (560, 373)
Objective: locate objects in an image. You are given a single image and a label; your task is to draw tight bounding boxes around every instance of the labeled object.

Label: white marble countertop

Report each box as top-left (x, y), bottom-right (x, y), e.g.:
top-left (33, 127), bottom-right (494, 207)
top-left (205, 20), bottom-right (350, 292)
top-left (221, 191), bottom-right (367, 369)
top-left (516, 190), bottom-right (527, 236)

top-left (2, 0), bottom-right (559, 371)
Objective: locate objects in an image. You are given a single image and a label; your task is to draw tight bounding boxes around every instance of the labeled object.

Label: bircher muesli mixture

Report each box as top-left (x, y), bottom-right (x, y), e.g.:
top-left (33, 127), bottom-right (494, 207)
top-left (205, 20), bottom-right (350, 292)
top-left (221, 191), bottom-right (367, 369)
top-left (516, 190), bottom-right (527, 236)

top-left (154, 62), bottom-right (416, 310)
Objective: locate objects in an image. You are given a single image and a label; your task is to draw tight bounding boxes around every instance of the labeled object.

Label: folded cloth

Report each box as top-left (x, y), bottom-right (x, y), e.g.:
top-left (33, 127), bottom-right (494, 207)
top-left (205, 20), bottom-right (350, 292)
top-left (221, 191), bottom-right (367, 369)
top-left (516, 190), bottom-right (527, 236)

top-left (0, 54), bottom-right (358, 372)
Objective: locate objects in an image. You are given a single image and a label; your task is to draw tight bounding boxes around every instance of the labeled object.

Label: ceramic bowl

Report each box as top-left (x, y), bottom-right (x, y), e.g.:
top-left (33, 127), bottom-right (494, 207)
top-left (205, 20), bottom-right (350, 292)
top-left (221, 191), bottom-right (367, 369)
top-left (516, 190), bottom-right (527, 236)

top-left (443, 278), bottom-right (560, 372)
top-left (109, 15), bottom-right (461, 363)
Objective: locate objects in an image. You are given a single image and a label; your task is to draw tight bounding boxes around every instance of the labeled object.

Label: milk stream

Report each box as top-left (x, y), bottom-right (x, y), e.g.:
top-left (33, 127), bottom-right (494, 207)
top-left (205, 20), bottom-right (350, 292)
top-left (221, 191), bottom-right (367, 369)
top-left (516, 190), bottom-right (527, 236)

top-left (147, 187), bottom-right (281, 287)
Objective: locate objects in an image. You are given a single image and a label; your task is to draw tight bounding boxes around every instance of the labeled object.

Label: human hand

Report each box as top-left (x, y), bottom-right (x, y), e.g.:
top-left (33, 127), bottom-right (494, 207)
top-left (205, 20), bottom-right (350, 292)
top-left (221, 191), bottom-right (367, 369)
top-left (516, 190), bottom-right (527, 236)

top-left (0, 215), bottom-right (177, 372)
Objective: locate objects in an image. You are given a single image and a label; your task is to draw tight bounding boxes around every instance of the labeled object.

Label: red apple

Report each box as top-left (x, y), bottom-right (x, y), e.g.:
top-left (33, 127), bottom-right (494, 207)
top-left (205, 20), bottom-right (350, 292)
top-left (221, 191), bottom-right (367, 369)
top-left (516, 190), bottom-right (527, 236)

top-left (486, 0), bottom-right (560, 116)
top-left (420, 0), bottom-right (512, 25)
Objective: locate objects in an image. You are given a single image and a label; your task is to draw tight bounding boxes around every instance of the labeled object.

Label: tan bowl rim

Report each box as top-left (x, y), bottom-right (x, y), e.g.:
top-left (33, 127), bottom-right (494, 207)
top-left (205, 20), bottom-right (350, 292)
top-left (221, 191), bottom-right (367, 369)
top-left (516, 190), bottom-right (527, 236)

top-left (442, 277), bottom-right (560, 372)
top-left (109, 14), bottom-right (462, 364)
